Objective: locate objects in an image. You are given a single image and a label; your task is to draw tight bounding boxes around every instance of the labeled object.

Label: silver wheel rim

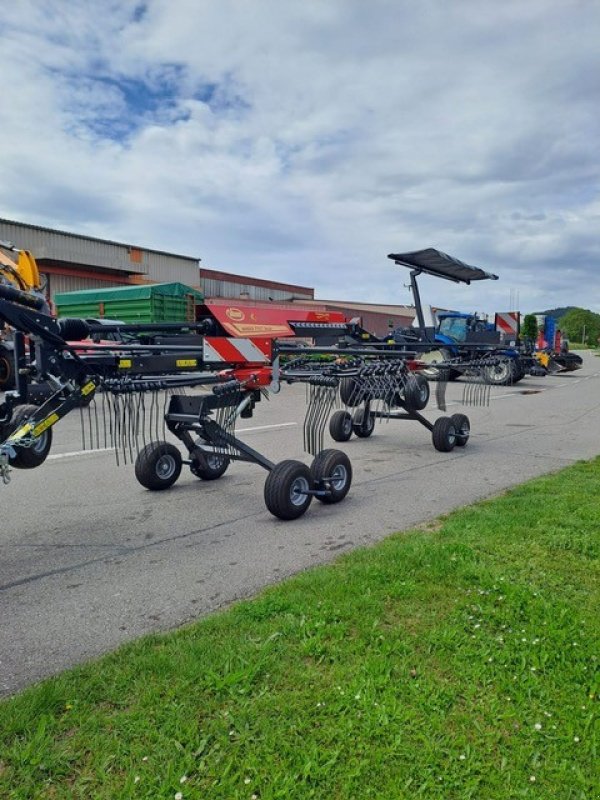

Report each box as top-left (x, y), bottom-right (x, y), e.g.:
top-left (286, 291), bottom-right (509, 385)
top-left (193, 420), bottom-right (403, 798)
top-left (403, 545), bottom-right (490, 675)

top-left (490, 363), bottom-right (510, 381)
top-left (330, 464), bottom-right (348, 491)
top-left (32, 433), bottom-right (48, 454)
top-left (343, 417), bottom-right (352, 435)
top-left (156, 454), bottom-right (177, 480)
top-left (290, 475), bottom-right (310, 507)
top-left (206, 454), bottom-right (225, 469)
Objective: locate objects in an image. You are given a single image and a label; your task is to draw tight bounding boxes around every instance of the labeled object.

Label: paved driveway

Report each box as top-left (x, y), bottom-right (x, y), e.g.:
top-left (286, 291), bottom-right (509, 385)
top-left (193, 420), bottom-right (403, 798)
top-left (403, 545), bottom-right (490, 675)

top-left (1, 352), bottom-right (598, 694)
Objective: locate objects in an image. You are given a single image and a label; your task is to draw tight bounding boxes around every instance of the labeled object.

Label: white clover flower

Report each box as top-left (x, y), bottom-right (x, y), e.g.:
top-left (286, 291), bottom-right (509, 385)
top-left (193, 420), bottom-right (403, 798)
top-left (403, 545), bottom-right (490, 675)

top-left (134, 776), bottom-right (140, 784)
top-left (534, 723), bottom-right (542, 731)
top-left (574, 736), bottom-right (580, 743)
top-left (529, 776), bottom-right (536, 783)
top-left (180, 776), bottom-right (187, 784)
top-left (459, 754), bottom-right (466, 761)
top-left (175, 793), bottom-right (183, 800)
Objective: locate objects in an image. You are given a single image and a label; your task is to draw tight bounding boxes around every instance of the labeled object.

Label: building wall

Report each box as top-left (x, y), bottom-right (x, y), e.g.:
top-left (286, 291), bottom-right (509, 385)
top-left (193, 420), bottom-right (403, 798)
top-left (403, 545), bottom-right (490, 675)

top-left (0, 218), bottom-right (200, 300)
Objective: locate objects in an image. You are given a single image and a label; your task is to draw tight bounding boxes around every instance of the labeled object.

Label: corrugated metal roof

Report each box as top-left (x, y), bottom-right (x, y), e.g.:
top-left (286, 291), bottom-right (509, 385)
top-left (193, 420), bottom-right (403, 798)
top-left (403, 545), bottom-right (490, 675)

top-left (200, 267), bottom-right (313, 295)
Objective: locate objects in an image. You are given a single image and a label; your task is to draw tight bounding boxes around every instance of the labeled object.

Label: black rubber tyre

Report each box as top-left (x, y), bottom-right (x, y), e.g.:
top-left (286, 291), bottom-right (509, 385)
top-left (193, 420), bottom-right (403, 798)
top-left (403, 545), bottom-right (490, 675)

top-left (450, 413), bottom-right (470, 447)
top-left (264, 460), bottom-right (312, 520)
top-left (432, 416), bottom-right (457, 452)
top-left (190, 452), bottom-right (230, 480)
top-left (329, 410), bottom-right (353, 442)
top-left (0, 347), bottom-right (15, 391)
top-left (310, 449), bottom-right (352, 504)
top-left (403, 374), bottom-right (430, 411)
top-left (7, 404), bottom-right (53, 469)
top-left (135, 441), bottom-right (182, 490)
top-left (353, 408), bottom-right (375, 438)
top-left (339, 377), bottom-right (361, 407)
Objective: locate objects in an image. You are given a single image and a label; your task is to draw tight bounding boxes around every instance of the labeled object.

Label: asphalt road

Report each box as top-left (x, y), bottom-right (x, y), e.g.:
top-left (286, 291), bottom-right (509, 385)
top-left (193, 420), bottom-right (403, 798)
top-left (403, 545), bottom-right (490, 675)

top-left (1, 353), bottom-right (599, 695)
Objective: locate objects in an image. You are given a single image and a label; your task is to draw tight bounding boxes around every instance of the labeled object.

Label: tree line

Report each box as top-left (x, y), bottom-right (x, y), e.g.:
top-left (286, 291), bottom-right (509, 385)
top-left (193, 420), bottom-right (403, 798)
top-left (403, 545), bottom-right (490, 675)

top-left (521, 308), bottom-right (600, 346)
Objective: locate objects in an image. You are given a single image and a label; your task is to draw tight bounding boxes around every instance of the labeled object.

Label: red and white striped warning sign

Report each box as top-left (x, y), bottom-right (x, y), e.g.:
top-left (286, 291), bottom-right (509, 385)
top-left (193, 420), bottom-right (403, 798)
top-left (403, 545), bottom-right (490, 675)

top-left (203, 337), bottom-right (271, 365)
top-left (495, 311), bottom-right (520, 337)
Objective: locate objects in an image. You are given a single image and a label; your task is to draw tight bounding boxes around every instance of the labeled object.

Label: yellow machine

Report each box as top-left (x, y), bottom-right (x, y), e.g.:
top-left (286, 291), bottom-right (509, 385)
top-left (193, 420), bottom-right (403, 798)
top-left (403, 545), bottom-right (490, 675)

top-left (0, 241), bottom-right (45, 389)
top-left (0, 242), bottom-right (43, 293)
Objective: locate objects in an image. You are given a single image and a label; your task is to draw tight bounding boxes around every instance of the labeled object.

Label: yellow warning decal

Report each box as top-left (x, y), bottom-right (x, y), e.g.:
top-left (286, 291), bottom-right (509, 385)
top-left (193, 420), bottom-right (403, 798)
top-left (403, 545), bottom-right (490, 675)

top-left (118, 359), bottom-right (132, 369)
top-left (176, 359), bottom-right (197, 368)
top-left (10, 423), bottom-right (33, 442)
top-left (33, 414), bottom-right (59, 436)
top-left (81, 381), bottom-right (96, 396)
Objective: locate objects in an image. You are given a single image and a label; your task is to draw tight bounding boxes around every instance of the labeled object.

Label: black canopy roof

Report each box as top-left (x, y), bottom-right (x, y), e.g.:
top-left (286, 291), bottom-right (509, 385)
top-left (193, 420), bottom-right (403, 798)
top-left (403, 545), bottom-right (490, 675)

top-left (387, 248), bottom-right (498, 284)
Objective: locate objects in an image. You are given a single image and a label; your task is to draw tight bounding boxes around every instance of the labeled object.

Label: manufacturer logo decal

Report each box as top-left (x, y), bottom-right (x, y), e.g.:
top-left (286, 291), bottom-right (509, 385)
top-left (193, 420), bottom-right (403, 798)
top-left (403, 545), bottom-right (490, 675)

top-left (226, 307), bottom-right (245, 322)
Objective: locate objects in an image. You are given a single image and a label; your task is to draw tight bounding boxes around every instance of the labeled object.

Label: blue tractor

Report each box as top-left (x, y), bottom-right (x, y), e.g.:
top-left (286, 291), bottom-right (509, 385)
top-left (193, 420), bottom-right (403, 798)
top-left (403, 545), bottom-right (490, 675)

top-left (386, 250), bottom-right (529, 385)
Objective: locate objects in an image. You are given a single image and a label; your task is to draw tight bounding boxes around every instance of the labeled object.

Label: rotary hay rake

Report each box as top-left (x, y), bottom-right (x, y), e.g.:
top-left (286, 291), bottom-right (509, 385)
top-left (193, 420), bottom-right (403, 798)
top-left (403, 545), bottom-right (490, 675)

top-left (0, 283), bottom-right (509, 519)
top-left (279, 347), bottom-right (500, 453)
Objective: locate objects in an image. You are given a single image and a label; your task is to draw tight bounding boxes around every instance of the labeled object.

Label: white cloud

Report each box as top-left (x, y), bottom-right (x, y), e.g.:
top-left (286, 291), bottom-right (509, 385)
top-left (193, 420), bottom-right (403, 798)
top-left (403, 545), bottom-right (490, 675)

top-left (0, 0), bottom-right (599, 313)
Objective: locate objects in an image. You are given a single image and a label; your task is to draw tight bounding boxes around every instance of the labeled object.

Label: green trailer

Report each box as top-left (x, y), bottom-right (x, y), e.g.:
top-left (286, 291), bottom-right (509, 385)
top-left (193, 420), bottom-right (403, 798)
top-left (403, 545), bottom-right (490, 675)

top-left (54, 282), bottom-right (204, 324)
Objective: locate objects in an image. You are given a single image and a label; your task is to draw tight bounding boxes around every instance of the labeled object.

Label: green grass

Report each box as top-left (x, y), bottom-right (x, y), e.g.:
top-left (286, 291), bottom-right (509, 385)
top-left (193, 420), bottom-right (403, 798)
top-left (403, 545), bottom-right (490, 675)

top-left (1, 462), bottom-right (599, 800)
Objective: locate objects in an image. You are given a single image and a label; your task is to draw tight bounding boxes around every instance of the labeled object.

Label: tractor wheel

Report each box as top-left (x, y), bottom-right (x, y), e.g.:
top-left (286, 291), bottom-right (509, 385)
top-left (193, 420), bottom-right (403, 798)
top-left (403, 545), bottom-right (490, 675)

top-left (7, 404), bottom-right (53, 469)
top-left (190, 452), bottom-right (230, 480)
top-left (432, 416), bottom-right (457, 452)
top-left (310, 449), bottom-right (352, 504)
top-left (0, 347), bottom-right (15, 391)
top-left (420, 348), bottom-right (452, 380)
top-left (264, 460), bottom-right (312, 520)
top-left (329, 410), bottom-right (353, 442)
top-left (353, 408), bottom-right (375, 438)
top-left (484, 360), bottom-right (515, 386)
top-left (339, 377), bottom-right (361, 407)
top-left (135, 441), bottom-right (182, 490)
top-left (450, 413), bottom-right (470, 447)
top-left (403, 374), bottom-right (430, 411)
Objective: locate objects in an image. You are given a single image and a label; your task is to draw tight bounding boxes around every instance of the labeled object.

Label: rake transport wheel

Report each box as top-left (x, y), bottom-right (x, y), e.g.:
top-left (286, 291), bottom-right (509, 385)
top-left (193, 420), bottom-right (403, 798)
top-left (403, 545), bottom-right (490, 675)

top-left (264, 460), bottom-right (313, 520)
top-left (450, 413), bottom-right (470, 447)
top-left (135, 441), bottom-right (182, 490)
top-left (190, 452), bottom-right (230, 480)
top-left (432, 416), bottom-right (457, 452)
top-left (310, 449), bottom-right (352, 504)
top-left (352, 408), bottom-right (375, 438)
top-left (403, 374), bottom-right (430, 411)
top-left (339, 377), bottom-right (361, 407)
top-left (329, 410), bottom-right (353, 442)
top-left (7, 404), bottom-right (53, 469)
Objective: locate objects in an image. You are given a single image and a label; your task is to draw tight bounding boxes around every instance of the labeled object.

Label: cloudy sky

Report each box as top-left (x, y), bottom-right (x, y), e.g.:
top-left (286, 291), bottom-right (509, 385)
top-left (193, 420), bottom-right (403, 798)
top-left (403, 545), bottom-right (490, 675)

top-left (1, 0), bottom-right (598, 314)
